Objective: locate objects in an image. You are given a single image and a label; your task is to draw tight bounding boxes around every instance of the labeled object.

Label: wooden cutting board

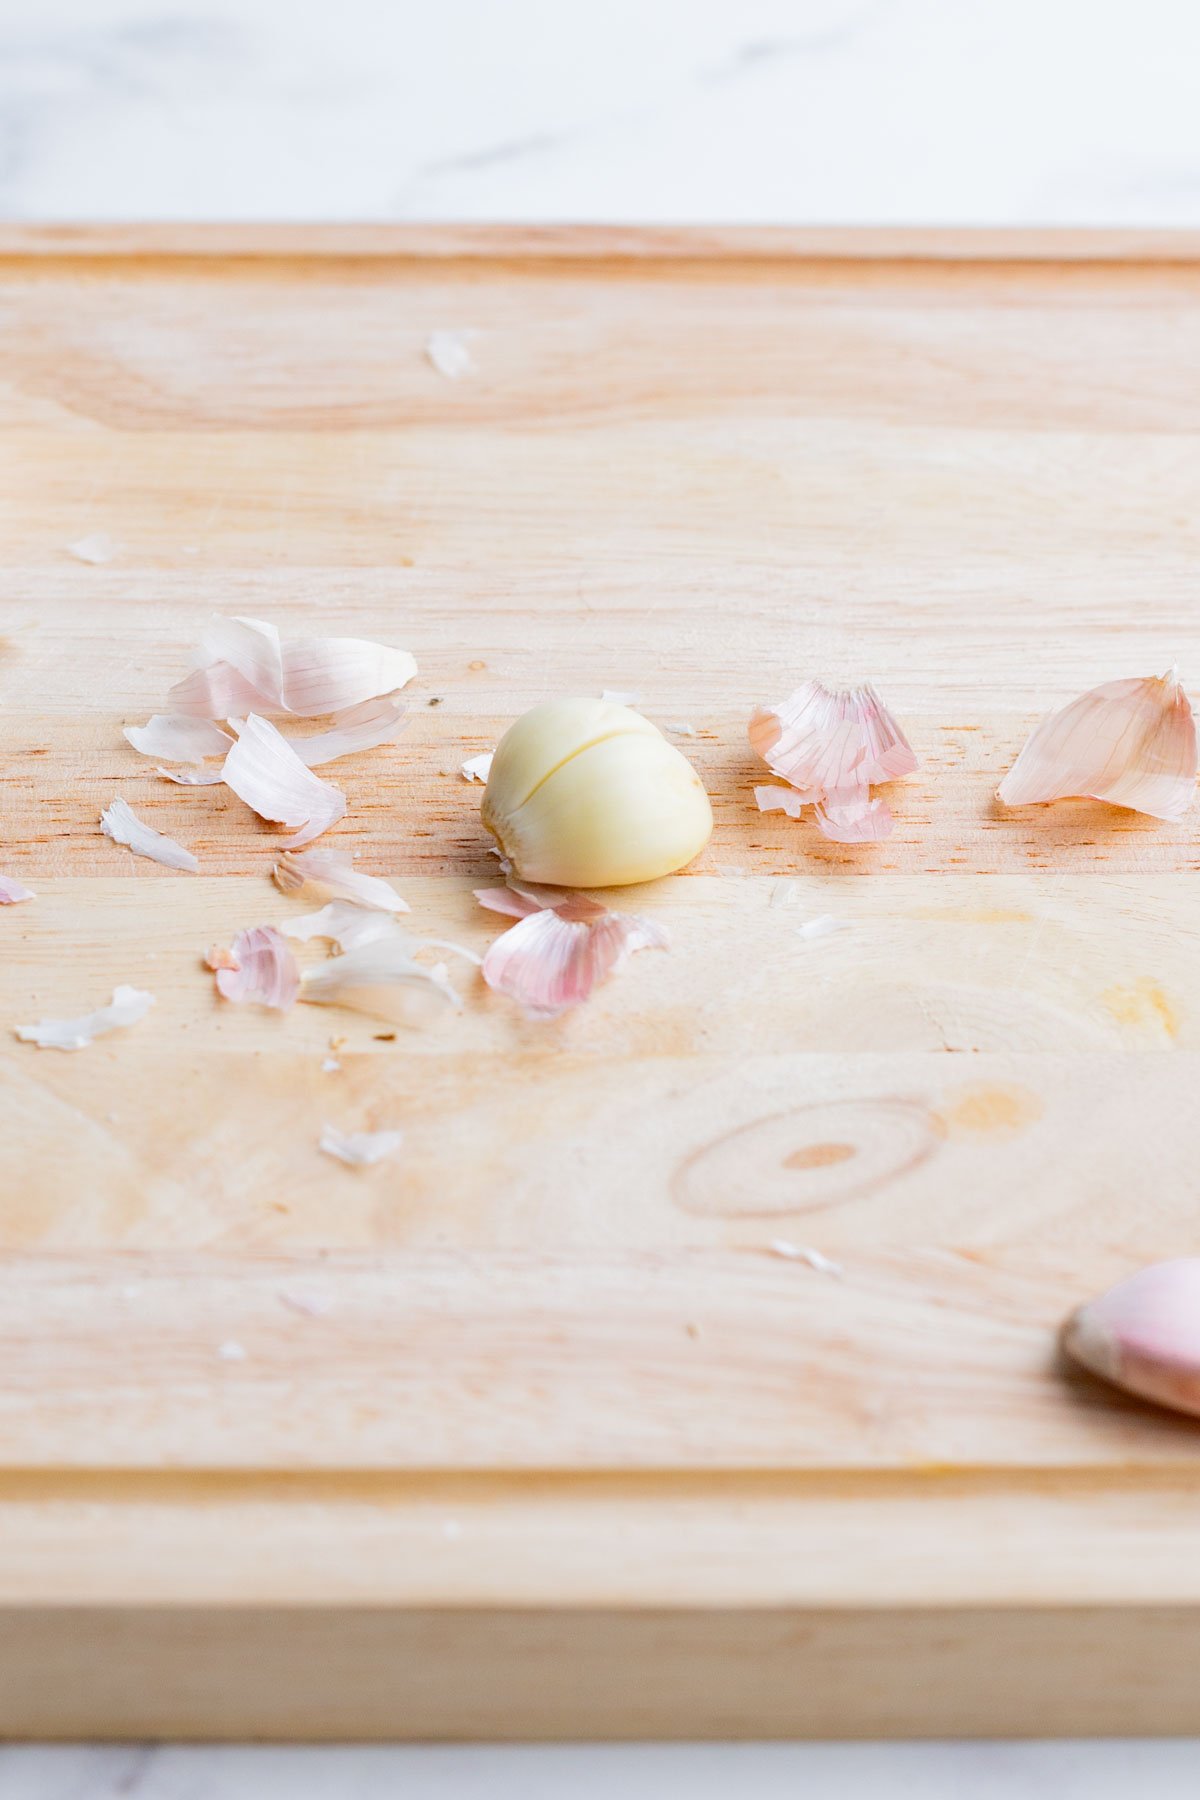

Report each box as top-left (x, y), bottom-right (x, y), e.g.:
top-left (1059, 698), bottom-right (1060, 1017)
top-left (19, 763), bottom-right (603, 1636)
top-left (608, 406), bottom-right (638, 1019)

top-left (3, 225), bottom-right (1200, 1738)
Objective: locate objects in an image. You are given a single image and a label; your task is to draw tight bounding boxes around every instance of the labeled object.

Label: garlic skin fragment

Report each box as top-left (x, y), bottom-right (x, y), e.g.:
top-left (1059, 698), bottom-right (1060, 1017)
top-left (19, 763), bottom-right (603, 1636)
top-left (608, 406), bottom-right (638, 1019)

top-left (67, 533), bottom-right (114, 565)
top-left (100, 798), bottom-right (198, 873)
top-left (273, 849), bottom-right (408, 914)
top-left (320, 1124), bottom-right (403, 1167)
top-left (15, 985), bottom-right (154, 1050)
top-left (1062, 1259), bottom-right (1200, 1418)
top-left (281, 695), bottom-right (408, 767)
top-left (425, 331), bottom-right (475, 379)
top-left (998, 671), bottom-right (1197, 821)
top-left (282, 901), bottom-right (400, 952)
top-left (0, 876), bottom-right (35, 904)
top-left (221, 715), bottom-right (347, 848)
top-left (209, 926), bottom-right (299, 1011)
top-left (168, 615), bottom-right (417, 720)
top-left (481, 698), bottom-right (712, 888)
top-left (476, 882), bottom-right (668, 1017)
top-left (300, 938), bottom-right (461, 1022)
top-left (749, 680), bottom-right (917, 845)
top-left (125, 714), bottom-right (233, 763)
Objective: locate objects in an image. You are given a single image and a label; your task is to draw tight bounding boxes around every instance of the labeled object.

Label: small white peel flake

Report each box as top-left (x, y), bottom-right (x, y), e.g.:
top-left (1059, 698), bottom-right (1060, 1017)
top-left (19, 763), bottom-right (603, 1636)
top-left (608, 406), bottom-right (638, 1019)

top-left (768, 1240), bottom-right (845, 1278)
top-left (461, 751), bottom-right (493, 783)
top-left (217, 1340), bottom-right (247, 1362)
top-left (15, 985), bottom-right (155, 1051)
top-left (425, 331), bottom-right (476, 379)
top-left (101, 798), bottom-right (198, 873)
top-left (67, 533), bottom-right (115, 565)
top-left (601, 690), bottom-right (640, 707)
top-left (278, 1288), bottom-right (336, 1318)
top-left (798, 914), bottom-right (848, 941)
top-left (320, 1123), bottom-right (404, 1167)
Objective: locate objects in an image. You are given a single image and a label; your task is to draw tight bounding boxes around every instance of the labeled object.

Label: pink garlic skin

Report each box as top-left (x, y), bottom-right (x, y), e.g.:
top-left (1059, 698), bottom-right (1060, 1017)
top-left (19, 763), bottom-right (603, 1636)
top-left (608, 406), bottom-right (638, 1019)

top-left (1063, 1259), bottom-right (1200, 1418)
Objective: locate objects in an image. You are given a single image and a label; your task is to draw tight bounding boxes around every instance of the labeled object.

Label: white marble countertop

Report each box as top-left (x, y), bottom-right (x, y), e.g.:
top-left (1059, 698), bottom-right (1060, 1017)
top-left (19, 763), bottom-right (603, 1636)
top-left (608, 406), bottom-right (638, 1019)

top-left (4, 0), bottom-right (1200, 1793)
top-left (6, 1741), bottom-right (1200, 1800)
top-left (4, 0), bottom-right (1200, 225)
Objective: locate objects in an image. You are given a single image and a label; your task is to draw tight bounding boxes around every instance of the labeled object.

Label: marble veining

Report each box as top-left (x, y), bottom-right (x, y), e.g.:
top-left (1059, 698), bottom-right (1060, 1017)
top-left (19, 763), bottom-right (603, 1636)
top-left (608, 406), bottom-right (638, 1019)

top-left (2, 0), bottom-right (1200, 223)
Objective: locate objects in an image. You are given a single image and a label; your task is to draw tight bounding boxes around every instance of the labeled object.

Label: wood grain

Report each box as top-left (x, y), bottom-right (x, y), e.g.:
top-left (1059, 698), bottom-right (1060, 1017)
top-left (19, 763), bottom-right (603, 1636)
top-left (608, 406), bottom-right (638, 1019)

top-left (3, 227), bottom-right (1200, 1736)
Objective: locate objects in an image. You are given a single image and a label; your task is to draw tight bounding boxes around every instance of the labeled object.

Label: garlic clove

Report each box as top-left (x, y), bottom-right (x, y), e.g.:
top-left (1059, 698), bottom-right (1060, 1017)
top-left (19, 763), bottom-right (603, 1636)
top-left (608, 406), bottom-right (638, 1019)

top-left (482, 698), bottom-right (712, 888)
top-left (1062, 1259), bottom-right (1200, 1418)
top-left (484, 698), bottom-right (659, 815)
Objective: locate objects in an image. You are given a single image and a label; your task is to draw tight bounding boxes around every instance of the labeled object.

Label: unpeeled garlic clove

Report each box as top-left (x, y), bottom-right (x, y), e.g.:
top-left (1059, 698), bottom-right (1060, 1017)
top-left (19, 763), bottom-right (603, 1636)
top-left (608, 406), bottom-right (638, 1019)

top-left (481, 698), bottom-right (712, 888)
top-left (1062, 1259), bottom-right (1200, 1418)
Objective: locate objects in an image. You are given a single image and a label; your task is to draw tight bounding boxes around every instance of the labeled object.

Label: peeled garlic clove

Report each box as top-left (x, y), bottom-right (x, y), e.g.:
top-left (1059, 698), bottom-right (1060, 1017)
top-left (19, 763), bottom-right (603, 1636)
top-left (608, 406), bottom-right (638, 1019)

top-left (481, 698), bottom-right (712, 888)
top-left (1062, 1259), bottom-right (1200, 1418)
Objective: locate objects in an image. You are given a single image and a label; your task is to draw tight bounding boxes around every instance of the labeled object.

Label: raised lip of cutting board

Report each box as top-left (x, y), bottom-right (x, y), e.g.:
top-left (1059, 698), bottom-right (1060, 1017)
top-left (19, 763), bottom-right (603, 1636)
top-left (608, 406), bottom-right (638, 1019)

top-left (5, 223), bottom-right (1200, 261)
top-left (7, 224), bottom-right (1200, 1737)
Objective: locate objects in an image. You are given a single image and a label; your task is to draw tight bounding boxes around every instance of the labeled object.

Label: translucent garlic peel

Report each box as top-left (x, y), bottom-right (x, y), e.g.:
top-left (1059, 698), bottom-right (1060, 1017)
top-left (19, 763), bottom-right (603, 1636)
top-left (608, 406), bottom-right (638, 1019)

top-left (168, 615), bottom-right (416, 720)
top-left (425, 331), bottom-right (475, 379)
top-left (211, 926), bottom-right (300, 1010)
top-left (477, 881), bottom-right (668, 1016)
top-left (124, 715), bottom-right (233, 763)
top-left (998, 672), bottom-right (1197, 821)
top-left (754, 785), bottom-right (805, 818)
top-left (320, 1123), bottom-right (404, 1167)
top-left (1062, 1259), bottom-right (1200, 1418)
top-left (100, 798), bottom-right (199, 873)
top-left (814, 793), bottom-right (893, 844)
top-left (221, 715), bottom-right (346, 847)
top-left (273, 849), bottom-right (408, 913)
top-left (284, 696), bottom-right (408, 766)
top-left (0, 876), bottom-right (35, 904)
top-left (282, 901), bottom-right (400, 952)
top-left (482, 699), bottom-right (712, 888)
top-left (750, 681), bottom-right (918, 794)
top-left (67, 533), bottom-right (115, 565)
top-left (281, 637), bottom-right (417, 717)
top-left (749, 680), bottom-right (916, 843)
top-left (300, 939), bottom-right (461, 1022)
top-left (15, 985), bottom-right (155, 1050)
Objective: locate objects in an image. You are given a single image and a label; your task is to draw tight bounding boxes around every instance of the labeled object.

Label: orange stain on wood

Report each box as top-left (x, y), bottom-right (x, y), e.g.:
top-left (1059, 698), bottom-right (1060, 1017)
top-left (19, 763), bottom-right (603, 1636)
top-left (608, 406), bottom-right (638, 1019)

top-left (912, 906), bottom-right (1034, 924)
top-left (782, 1142), bottom-right (856, 1172)
top-left (1102, 978), bottom-right (1180, 1039)
top-left (936, 1083), bottom-right (1044, 1139)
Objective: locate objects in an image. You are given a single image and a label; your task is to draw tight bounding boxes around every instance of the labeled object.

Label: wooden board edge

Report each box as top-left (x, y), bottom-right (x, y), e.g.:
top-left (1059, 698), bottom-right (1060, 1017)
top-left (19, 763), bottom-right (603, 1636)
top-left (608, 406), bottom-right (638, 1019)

top-left (4, 223), bottom-right (1200, 263)
top-left (7, 1469), bottom-right (1200, 1611)
top-left (5, 1600), bottom-right (1200, 1738)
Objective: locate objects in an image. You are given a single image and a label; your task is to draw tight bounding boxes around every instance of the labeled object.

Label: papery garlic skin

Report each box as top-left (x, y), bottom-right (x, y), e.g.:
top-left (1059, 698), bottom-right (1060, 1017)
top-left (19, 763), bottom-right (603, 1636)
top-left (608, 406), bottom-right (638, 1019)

top-left (1062, 1258), bottom-right (1200, 1418)
top-left (481, 699), bottom-right (712, 888)
top-left (998, 672), bottom-right (1197, 821)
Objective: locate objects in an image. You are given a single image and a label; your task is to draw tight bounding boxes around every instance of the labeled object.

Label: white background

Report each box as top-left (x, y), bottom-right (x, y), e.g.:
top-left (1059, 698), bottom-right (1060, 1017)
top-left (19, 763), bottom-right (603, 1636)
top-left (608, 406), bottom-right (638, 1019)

top-left (4, 0), bottom-right (1200, 1792)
